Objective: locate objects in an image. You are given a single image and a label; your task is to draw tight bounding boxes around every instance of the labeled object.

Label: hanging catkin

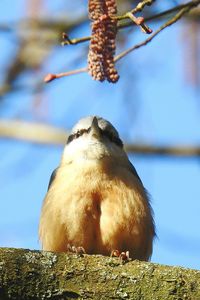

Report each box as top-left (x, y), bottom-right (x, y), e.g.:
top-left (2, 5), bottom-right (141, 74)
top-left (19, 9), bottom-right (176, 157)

top-left (88, 0), bottom-right (119, 83)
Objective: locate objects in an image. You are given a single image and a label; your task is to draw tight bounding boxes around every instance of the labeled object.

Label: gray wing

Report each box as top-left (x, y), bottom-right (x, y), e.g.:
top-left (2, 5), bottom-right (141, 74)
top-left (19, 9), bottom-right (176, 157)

top-left (47, 167), bottom-right (58, 191)
top-left (128, 161), bottom-right (143, 184)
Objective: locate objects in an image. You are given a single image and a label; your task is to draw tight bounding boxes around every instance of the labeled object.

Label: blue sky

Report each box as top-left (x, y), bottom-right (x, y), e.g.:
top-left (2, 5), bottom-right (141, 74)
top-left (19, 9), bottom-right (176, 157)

top-left (0, 0), bottom-right (200, 270)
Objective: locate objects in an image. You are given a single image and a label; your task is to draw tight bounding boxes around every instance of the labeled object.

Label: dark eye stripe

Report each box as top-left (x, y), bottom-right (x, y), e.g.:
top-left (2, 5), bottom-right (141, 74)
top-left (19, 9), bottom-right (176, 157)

top-left (67, 127), bottom-right (123, 148)
top-left (67, 128), bottom-right (89, 144)
top-left (101, 129), bottom-right (123, 148)
top-left (67, 134), bottom-right (74, 144)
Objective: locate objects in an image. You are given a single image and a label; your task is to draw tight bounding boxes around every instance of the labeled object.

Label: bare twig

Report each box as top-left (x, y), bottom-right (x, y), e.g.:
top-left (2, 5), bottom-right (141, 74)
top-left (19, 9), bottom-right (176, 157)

top-left (114, 0), bottom-right (155, 20)
top-left (61, 34), bottom-right (91, 46)
top-left (115, 0), bottom-right (199, 21)
top-left (61, 0), bottom-right (200, 46)
top-left (114, 2), bottom-right (200, 62)
top-left (1, 120), bottom-right (200, 157)
top-left (61, 35), bottom-right (90, 46)
top-left (44, 0), bottom-right (200, 82)
top-left (124, 12), bottom-right (152, 34)
top-left (131, 0), bottom-right (155, 14)
top-left (111, 0), bottom-right (154, 34)
top-left (44, 67), bottom-right (88, 83)
top-left (140, 0), bottom-right (200, 22)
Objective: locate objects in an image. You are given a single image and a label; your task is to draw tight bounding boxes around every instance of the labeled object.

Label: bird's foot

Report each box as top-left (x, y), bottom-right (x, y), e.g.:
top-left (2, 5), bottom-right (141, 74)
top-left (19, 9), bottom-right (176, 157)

top-left (67, 244), bottom-right (86, 257)
top-left (111, 249), bottom-right (130, 263)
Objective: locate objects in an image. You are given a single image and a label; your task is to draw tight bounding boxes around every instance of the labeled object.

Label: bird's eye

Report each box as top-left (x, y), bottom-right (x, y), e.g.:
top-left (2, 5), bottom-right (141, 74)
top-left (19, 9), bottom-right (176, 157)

top-left (67, 134), bottom-right (74, 144)
top-left (102, 130), bottom-right (123, 148)
top-left (75, 129), bottom-right (88, 138)
top-left (66, 129), bottom-right (88, 144)
top-left (76, 131), bottom-right (81, 138)
top-left (113, 136), bottom-right (123, 148)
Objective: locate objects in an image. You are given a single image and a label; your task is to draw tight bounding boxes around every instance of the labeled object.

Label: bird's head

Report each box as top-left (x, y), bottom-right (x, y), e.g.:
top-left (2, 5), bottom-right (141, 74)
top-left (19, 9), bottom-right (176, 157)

top-left (61, 116), bottom-right (127, 163)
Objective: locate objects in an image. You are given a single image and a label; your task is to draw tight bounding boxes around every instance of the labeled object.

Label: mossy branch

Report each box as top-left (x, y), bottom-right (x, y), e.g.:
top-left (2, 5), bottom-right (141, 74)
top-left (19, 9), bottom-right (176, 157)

top-left (0, 247), bottom-right (200, 299)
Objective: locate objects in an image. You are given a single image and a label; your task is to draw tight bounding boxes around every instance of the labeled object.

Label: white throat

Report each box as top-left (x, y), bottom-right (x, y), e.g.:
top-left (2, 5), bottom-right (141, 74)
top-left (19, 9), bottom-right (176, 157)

top-left (61, 135), bottom-right (127, 165)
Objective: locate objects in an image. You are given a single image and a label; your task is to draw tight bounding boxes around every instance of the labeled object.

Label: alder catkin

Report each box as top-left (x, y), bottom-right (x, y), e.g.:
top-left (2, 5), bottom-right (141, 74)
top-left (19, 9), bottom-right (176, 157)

top-left (88, 0), bottom-right (119, 83)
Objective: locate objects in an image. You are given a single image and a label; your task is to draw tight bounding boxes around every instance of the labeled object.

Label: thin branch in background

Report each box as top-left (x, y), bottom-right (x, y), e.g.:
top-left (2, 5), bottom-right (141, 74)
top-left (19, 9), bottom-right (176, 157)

top-left (1, 120), bottom-right (200, 157)
top-left (125, 144), bottom-right (200, 157)
top-left (0, 120), bottom-right (67, 145)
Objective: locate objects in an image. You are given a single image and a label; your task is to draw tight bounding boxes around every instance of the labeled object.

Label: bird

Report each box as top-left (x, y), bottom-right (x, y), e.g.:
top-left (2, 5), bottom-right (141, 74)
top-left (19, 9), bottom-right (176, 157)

top-left (39, 116), bottom-right (155, 261)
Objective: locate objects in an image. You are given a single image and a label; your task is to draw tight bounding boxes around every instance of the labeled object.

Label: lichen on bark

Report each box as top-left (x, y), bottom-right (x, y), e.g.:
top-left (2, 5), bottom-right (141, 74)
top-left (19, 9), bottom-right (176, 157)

top-left (0, 247), bottom-right (200, 299)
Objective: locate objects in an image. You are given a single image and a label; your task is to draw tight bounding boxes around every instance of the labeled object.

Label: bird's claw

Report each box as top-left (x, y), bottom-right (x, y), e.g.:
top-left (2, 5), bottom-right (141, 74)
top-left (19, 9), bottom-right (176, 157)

top-left (111, 249), bottom-right (130, 262)
top-left (67, 244), bottom-right (86, 257)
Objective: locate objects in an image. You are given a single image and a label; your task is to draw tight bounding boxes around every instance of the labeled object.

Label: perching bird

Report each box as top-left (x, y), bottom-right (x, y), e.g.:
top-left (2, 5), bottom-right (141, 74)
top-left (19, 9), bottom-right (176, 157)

top-left (39, 116), bottom-right (155, 261)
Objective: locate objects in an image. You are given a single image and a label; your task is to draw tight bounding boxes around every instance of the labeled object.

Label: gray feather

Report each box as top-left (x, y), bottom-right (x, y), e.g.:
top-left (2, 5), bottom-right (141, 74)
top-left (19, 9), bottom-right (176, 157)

top-left (47, 168), bottom-right (58, 191)
top-left (128, 161), bottom-right (143, 184)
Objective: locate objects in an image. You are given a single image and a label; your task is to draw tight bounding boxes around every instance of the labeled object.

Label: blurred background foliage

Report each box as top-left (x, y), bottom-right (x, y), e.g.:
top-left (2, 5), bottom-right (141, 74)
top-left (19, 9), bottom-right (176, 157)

top-left (0, 0), bottom-right (200, 270)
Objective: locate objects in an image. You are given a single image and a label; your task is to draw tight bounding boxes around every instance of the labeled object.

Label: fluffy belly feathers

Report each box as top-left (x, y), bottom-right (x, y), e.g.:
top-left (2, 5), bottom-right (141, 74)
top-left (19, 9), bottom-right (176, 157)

top-left (39, 162), bottom-right (154, 260)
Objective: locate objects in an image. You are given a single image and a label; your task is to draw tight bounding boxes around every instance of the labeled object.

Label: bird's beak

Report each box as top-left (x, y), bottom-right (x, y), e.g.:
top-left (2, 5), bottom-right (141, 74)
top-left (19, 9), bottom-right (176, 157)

top-left (90, 117), bottom-right (101, 139)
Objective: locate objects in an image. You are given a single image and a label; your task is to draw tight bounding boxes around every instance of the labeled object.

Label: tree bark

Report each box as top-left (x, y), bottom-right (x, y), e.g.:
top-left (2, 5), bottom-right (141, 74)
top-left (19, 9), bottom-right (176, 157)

top-left (0, 247), bottom-right (199, 299)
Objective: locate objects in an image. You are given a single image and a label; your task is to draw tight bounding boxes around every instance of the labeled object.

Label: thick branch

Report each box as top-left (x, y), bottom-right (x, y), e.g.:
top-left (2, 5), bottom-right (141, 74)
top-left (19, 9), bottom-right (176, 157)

top-left (1, 120), bottom-right (200, 157)
top-left (0, 248), bottom-right (199, 300)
